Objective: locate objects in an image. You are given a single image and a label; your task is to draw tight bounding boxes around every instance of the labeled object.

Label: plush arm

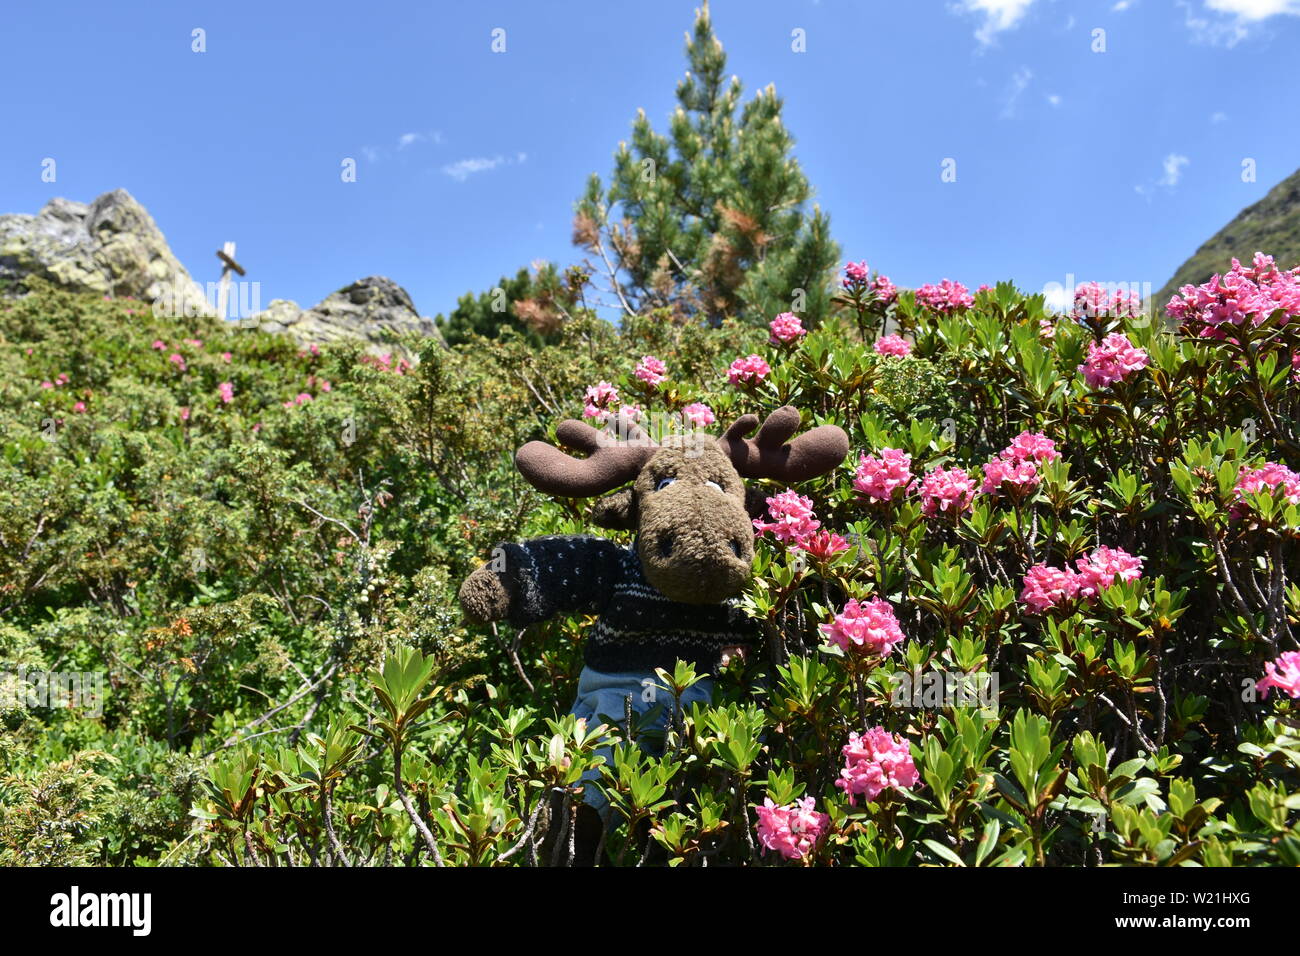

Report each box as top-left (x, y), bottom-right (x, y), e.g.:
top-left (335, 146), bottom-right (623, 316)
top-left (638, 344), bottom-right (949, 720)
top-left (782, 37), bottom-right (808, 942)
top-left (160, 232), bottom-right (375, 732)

top-left (458, 535), bottom-right (624, 626)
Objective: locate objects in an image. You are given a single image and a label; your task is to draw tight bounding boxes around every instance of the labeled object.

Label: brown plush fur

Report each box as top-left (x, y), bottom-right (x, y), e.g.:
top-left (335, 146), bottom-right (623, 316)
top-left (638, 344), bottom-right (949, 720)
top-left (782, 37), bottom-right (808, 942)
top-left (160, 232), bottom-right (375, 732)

top-left (459, 563), bottom-right (511, 624)
top-left (631, 442), bottom-right (754, 604)
top-left (460, 406), bottom-right (848, 619)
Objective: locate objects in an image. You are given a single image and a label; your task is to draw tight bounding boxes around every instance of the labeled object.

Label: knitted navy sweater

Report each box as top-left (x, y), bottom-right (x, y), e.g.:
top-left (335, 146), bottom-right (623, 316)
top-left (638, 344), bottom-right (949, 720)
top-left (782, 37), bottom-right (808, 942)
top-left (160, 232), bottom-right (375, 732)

top-left (495, 535), bottom-right (760, 674)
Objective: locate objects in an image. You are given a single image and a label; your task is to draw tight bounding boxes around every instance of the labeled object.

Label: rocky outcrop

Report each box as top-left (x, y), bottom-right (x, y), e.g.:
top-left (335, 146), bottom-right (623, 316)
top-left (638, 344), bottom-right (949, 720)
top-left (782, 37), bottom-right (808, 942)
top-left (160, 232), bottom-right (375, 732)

top-left (0, 189), bottom-right (444, 356)
top-left (247, 277), bottom-right (445, 355)
top-left (0, 189), bottom-right (210, 313)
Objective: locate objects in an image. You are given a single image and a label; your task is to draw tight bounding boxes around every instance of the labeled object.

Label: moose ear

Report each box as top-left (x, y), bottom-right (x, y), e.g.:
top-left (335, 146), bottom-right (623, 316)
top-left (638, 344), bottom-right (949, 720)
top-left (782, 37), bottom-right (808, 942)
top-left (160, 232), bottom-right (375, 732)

top-left (744, 483), bottom-right (770, 519)
top-left (590, 487), bottom-right (638, 530)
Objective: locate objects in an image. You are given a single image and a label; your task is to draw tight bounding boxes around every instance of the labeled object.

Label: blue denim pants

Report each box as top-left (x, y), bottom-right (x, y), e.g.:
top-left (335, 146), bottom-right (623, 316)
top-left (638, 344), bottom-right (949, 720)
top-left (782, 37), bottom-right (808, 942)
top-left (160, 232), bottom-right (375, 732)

top-left (568, 665), bottom-right (715, 818)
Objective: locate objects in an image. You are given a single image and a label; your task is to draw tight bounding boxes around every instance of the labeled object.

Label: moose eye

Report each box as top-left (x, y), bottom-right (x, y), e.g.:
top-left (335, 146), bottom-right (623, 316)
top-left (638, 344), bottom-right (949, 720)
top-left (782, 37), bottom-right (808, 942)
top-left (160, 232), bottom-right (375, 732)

top-left (705, 480), bottom-right (723, 492)
top-left (655, 477), bottom-right (676, 491)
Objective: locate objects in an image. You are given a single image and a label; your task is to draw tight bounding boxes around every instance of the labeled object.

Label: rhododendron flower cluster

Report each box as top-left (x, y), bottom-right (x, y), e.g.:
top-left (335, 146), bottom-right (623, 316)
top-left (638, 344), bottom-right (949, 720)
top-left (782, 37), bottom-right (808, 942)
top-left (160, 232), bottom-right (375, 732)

top-left (980, 430), bottom-right (1060, 498)
top-left (217, 382), bottom-right (234, 404)
top-left (1075, 546), bottom-right (1144, 599)
top-left (753, 490), bottom-right (820, 545)
top-left (1166, 252), bottom-right (1300, 329)
top-left (801, 529), bottom-right (851, 560)
top-left (168, 353), bottom-right (187, 372)
top-left (1079, 333), bottom-right (1149, 388)
top-left (853, 448), bottom-right (912, 503)
top-left (635, 355), bottom-right (667, 387)
top-left (728, 354), bottom-right (771, 386)
top-left (582, 381), bottom-right (620, 420)
top-left (980, 456), bottom-right (1039, 498)
top-left (680, 402), bottom-right (715, 427)
top-left (1256, 651), bottom-right (1300, 700)
top-left (1002, 431), bottom-right (1061, 465)
top-left (768, 312), bottom-right (807, 344)
top-left (842, 260), bottom-right (871, 289)
top-left (1232, 461), bottom-right (1300, 518)
top-left (1073, 282), bottom-right (1144, 319)
top-left (755, 797), bottom-right (829, 861)
top-left (918, 466), bottom-right (976, 516)
top-left (871, 274), bottom-right (898, 304)
top-left (874, 334), bottom-right (911, 357)
top-left (1020, 546), bottom-right (1143, 612)
top-left (819, 597), bottom-right (905, 657)
top-left (361, 352), bottom-right (412, 375)
top-left (915, 279), bottom-right (973, 313)
top-left (836, 728), bottom-right (919, 805)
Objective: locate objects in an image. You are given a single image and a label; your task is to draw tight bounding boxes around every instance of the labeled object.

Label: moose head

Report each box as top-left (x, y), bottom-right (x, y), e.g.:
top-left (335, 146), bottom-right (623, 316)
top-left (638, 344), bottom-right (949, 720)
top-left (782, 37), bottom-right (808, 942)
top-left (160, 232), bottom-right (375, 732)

top-left (512, 406), bottom-right (849, 604)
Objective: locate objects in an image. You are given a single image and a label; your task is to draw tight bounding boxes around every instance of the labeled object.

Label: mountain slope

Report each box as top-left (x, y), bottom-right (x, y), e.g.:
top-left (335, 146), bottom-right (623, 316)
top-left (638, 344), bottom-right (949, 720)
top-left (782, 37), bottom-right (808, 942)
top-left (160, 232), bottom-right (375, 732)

top-left (1157, 168), bottom-right (1300, 304)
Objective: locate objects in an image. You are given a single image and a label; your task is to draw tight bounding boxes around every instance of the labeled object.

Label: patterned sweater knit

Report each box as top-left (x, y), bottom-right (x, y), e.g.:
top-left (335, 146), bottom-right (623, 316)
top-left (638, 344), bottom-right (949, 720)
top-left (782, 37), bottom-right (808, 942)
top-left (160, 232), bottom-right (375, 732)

top-left (495, 535), bottom-right (760, 674)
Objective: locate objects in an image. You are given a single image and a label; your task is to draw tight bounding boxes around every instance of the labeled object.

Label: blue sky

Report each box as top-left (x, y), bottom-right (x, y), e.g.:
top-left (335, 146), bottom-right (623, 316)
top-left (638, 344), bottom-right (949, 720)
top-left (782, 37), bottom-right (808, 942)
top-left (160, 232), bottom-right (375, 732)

top-left (2, 0), bottom-right (1298, 318)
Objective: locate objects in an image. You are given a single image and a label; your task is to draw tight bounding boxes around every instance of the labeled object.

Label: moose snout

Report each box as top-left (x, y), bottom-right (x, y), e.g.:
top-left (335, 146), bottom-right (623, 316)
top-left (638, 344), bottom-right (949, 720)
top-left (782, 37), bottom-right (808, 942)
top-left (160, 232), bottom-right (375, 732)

top-left (639, 481), bottom-right (755, 604)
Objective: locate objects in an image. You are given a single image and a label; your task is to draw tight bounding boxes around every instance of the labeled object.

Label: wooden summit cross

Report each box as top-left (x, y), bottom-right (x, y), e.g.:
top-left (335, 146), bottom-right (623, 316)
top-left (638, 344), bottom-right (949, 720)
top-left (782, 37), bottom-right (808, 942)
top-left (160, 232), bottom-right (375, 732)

top-left (215, 241), bottom-right (246, 320)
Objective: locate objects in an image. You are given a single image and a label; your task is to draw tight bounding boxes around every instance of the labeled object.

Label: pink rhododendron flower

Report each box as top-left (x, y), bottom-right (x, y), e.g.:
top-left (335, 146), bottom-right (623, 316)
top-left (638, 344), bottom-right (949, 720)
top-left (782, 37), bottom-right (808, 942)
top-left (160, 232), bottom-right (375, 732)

top-left (635, 355), bottom-right (667, 387)
top-left (755, 797), bottom-right (829, 861)
top-left (582, 381), bottom-right (620, 420)
top-left (837, 728), bottom-right (919, 805)
top-left (179, 406), bottom-right (191, 422)
top-left (1079, 333), bottom-right (1149, 388)
top-left (217, 382), bottom-right (235, 404)
top-left (168, 353), bottom-right (188, 372)
top-left (1073, 282), bottom-right (1144, 319)
top-left (980, 456), bottom-right (1039, 497)
top-left (151, 340), bottom-right (166, 350)
top-left (1002, 431), bottom-right (1060, 465)
top-left (1167, 253), bottom-right (1300, 329)
top-left (681, 402), bottom-right (715, 427)
top-left (874, 334), bottom-right (912, 358)
top-left (800, 530), bottom-right (851, 560)
top-left (1074, 546), bottom-right (1144, 599)
top-left (728, 354), bottom-right (771, 386)
top-left (842, 260), bottom-right (871, 289)
top-left (872, 275), bottom-right (899, 304)
top-left (769, 312), bottom-right (807, 344)
top-left (222, 351), bottom-right (232, 363)
top-left (39, 380), bottom-right (54, 389)
top-left (1039, 318), bottom-right (1056, 339)
top-left (753, 490), bottom-right (820, 545)
top-left (184, 338), bottom-right (203, 348)
top-left (918, 466), bottom-right (976, 516)
top-left (73, 401), bottom-right (86, 413)
top-left (1019, 564), bottom-right (1080, 613)
top-left (1256, 651), bottom-right (1300, 700)
top-left (1232, 461), bottom-right (1300, 518)
top-left (853, 448), bottom-right (913, 503)
top-left (915, 279), bottom-right (974, 314)
top-left (819, 597), bottom-right (906, 657)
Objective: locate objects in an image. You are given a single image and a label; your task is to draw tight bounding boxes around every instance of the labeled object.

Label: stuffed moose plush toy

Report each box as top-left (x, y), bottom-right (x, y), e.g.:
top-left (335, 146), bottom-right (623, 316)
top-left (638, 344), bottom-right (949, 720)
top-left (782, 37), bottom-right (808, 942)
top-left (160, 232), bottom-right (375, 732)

top-left (457, 405), bottom-right (848, 820)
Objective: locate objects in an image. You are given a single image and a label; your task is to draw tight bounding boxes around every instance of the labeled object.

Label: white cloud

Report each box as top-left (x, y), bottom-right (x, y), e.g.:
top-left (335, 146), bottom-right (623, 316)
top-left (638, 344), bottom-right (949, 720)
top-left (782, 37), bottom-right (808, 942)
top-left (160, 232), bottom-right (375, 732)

top-left (1000, 67), bottom-right (1033, 118)
top-left (1205, 0), bottom-right (1300, 17)
top-left (440, 152), bottom-right (527, 182)
top-left (953, 0), bottom-right (1037, 46)
top-left (1181, 0), bottom-right (1300, 45)
top-left (1159, 153), bottom-right (1191, 187)
top-left (1210, 110), bottom-right (1229, 122)
top-left (1112, 0), bottom-right (1135, 11)
top-left (1046, 93), bottom-right (1062, 107)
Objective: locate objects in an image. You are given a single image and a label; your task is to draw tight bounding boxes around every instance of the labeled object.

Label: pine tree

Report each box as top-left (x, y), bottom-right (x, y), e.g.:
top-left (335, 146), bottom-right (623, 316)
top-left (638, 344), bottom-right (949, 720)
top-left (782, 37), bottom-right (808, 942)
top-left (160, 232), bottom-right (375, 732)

top-left (434, 263), bottom-right (580, 347)
top-left (574, 1), bottom-right (839, 327)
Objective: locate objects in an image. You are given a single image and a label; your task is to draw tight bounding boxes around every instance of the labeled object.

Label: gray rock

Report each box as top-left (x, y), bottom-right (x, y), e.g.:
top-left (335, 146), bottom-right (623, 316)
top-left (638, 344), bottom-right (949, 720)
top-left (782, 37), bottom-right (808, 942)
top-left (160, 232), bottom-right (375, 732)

top-left (248, 277), bottom-right (445, 357)
top-left (0, 188), bottom-right (211, 315)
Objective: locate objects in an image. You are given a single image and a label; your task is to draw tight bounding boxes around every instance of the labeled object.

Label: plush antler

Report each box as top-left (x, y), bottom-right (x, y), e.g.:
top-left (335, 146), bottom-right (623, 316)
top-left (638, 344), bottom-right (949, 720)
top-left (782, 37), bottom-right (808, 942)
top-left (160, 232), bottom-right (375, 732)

top-left (717, 405), bottom-right (849, 482)
top-left (515, 412), bottom-right (659, 497)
